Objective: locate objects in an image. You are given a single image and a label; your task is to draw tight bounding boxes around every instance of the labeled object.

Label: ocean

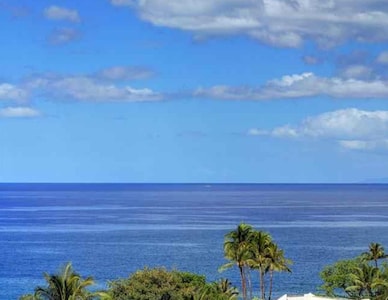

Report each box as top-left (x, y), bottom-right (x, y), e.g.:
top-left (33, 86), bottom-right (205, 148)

top-left (1, 183), bottom-right (388, 299)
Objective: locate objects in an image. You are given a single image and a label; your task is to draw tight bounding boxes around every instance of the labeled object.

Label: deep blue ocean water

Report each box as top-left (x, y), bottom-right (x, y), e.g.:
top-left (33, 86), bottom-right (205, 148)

top-left (1, 183), bottom-right (388, 299)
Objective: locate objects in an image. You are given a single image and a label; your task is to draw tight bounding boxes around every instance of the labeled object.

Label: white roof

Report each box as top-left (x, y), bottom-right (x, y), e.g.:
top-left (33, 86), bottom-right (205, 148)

top-left (277, 293), bottom-right (354, 300)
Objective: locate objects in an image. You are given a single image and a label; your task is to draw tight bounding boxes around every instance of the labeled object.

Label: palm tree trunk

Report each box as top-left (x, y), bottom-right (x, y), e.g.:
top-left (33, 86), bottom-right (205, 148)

top-left (247, 268), bottom-right (252, 300)
top-left (263, 270), bottom-right (266, 300)
top-left (239, 265), bottom-right (247, 300)
top-left (269, 270), bottom-right (274, 300)
top-left (259, 270), bottom-right (265, 300)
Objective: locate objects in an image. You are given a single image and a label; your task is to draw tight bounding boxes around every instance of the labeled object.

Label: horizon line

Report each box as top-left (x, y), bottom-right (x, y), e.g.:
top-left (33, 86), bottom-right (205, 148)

top-left (1, 182), bottom-right (387, 185)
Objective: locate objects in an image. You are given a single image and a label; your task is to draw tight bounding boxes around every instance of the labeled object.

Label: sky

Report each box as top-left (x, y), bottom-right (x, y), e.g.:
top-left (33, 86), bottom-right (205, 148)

top-left (1, 0), bottom-right (388, 183)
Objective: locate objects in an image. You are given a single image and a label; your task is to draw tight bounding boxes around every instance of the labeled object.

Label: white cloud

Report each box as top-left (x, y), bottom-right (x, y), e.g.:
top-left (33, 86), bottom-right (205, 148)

top-left (270, 72), bottom-right (313, 87)
top-left (0, 107), bottom-right (41, 118)
top-left (48, 28), bottom-right (80, 45)
top-left (44, 6), bottom-right (80, 23)
top-left (0, 83), bottom-right (28, 102)
top-left (247, 128), bottom-right (268, 136)
top-left (11, 68), bottom-right (388, 105)
top-left (249, 108), bottom-right (388, 151)
top-left (195, 72), bottom-right (388, 100)
top-left (272, 126), bottom-right (299, 138)
top-left (96, 66), bottom-right (154, 81)
top-left (111, 0), bottom-right (388, 47)
top-left (339, 65), bottom-right (373, 79)
top-left (28, 75), bottom-right (162, 102)
top-left (377, 51), bottom-right (388, 64)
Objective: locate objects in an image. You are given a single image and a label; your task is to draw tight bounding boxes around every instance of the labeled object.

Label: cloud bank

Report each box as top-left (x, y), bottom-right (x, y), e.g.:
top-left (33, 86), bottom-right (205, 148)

top-left (195, 72), bottom-right (388, 100)
top-left (26, 75), bottom-right (162, 102)
top-left (249, 108), bottom-right (388, 151)
top-left (111, 0), bottom-right (388, 47)
top-left (4, 68), bottom-right (388, 104)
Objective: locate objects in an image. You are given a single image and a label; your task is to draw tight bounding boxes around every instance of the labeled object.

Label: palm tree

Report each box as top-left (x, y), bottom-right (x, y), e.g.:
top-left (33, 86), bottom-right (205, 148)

top-left (192, 280), bottom-right (238, 300)
top-left (220, 223), bottom-right (254, 300)
top-left (346, 263), bottom-right (385, 299)
top-left (214, 279), bottom-right (239, 300)
top-left (22, 262), bottom-right (106, 300)
top-left (375, 280), bottom-right (388, 300)
top-left (362, 243), bottom-right (388, 268)
top-left (266, 242), bottom-right (292, 300)
top-left (250, 230), bottom-right (272, 300)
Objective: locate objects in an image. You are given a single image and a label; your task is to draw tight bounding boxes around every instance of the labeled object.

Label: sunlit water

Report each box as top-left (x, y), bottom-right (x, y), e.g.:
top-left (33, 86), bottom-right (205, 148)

top-left (1, 184), bottom-right (388, 299)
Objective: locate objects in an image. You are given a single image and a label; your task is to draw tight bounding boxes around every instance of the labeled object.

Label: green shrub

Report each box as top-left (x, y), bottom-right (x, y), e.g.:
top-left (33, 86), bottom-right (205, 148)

top-left (107, 267), bottom-right (206, 300)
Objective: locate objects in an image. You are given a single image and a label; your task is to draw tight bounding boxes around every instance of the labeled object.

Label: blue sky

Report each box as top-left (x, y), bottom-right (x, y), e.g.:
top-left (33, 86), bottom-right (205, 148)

top-left (1, 0), bottom-right (388, 183)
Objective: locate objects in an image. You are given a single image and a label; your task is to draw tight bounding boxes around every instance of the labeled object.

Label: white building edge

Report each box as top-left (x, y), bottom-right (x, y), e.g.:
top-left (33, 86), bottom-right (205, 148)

top-left (277, 293), bottom-right (366, 300)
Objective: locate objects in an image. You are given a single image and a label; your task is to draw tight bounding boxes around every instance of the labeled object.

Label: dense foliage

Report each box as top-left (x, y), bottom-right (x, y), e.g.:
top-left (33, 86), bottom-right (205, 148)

top-left (107, 267), bottom-right (240, 300)
top-left (320, 242), bottom-right (388, 300)
top-left (20, 265), bottom-right (239, 300)
top-left (107, 267), bottom-right (206, 300)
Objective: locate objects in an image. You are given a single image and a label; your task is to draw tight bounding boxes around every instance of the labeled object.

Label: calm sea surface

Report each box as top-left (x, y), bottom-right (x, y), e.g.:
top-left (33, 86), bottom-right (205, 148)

top-left (1, 183), bottom-right (388, 299)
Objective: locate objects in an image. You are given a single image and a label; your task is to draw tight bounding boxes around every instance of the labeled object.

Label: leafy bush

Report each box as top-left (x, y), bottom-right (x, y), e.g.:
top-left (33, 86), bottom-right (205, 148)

top-left (319, 243), bottom-right (388, 300)
top-left (107, 267), bottom-right (206, 300)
